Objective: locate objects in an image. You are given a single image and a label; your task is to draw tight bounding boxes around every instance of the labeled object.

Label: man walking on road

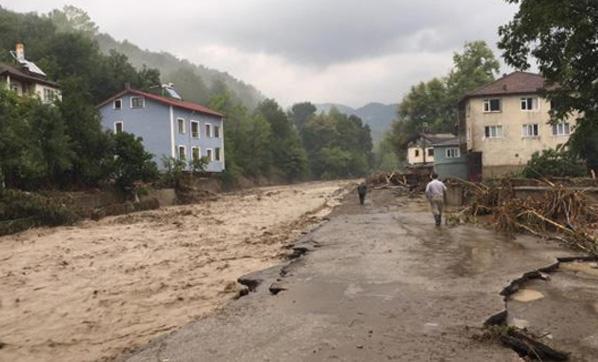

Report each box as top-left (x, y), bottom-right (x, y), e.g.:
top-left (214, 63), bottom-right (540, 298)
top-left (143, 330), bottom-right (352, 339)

top-left (425, 172), bottom-right (447, 226)
top-left (357, 182), bottom-right (367, 205)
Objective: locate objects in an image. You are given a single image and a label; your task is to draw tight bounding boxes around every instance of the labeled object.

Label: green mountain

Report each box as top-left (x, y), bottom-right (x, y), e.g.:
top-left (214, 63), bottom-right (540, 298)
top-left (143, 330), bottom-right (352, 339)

top-left (94, 34), bottom-right (264, 109)
top-left (315, 102), bottom-right (397, 144)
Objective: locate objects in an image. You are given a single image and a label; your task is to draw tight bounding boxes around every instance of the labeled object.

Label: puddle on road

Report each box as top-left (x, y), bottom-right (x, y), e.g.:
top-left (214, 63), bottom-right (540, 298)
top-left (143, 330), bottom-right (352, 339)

top-left (560, 261), bottom-right (598, 277)
top-left (510, 288), bottom-right (544, 303)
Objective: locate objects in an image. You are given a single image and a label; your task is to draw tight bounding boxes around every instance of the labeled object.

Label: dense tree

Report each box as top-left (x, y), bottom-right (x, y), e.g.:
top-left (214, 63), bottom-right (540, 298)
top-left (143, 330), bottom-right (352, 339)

top-left (446, 40), bottom-right (501, 107)
top-left (21, 96), bottom-right (73, 188)
top-left (300, 108), bottom-right (373, 179)
top-left (109, 133), bottom-right (159, 193)
top-left (498, 0), bottom-right (598, 171)
top-left (0, 89), bottom-right (29, 188)
top-left (255, 99), bottom-right (308, 181)
top-left (288, 102), bottom-right (317, 131)
top-left (390, 41), bottom-right (500, 156)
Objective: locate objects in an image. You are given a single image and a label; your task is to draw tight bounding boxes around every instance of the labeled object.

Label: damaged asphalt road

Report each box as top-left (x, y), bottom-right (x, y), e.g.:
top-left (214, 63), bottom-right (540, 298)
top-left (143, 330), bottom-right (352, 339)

top-left (124, 189), bottom-right (593, 361)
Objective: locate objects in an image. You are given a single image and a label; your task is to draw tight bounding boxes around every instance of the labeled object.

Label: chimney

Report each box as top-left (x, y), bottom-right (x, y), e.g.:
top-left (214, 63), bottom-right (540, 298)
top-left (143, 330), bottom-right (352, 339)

top-left (15, 43), bottom-right (25, 61)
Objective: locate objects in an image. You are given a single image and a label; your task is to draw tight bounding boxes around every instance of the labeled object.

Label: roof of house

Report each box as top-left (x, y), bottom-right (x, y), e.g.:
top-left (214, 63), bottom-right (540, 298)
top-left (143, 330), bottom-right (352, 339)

top-left (419, 133), bottom-right (456, 144)
top-left (97, 88), bottom-right (224, 118)
top-left (463, 71), bottom-right (546, 100)
top-left (0, 63), bottom-right (60, 88)
top-left (432, 137), bottom-right (460, 147)
top-left (407, 133), bottom-right (456, 147)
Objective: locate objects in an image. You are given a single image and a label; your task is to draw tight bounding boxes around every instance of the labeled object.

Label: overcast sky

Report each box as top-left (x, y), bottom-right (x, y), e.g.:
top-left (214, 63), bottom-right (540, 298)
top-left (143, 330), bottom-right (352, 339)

top-left (4, 0), bottom-right (518, 107)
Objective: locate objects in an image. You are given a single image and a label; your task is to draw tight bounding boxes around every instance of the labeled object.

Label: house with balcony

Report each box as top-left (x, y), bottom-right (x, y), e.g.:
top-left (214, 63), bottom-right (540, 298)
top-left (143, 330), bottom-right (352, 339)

top-left (97, 85), bottom-right (225, 172)
top-left (458, 71), bottom-right (575, 178)
top-left (0, 43), bottom-right (61, 103)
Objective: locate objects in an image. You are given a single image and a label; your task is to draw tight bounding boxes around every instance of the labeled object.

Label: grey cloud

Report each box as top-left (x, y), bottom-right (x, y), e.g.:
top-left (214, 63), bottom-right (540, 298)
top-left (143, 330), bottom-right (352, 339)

top-left (177, 0), bottom-right (516, 66)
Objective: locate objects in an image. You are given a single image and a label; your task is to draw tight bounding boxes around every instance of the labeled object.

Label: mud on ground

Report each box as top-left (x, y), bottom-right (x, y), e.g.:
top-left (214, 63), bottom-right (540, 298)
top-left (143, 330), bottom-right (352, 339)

top-left (0, 180), bottom-right (354, 362)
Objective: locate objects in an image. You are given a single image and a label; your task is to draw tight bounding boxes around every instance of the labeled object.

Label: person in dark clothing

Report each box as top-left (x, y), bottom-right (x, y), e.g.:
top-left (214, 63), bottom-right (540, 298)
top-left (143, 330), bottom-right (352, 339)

top-left (357, 182), bottom-right (367, 205)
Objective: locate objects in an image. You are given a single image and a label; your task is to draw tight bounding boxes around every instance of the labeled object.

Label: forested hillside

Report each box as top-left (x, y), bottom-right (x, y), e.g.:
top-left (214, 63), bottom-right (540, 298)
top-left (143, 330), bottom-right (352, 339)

top-left (47, 6), bottom-right (264, 109)
top-left (93, 34), bottom-right (264, 109)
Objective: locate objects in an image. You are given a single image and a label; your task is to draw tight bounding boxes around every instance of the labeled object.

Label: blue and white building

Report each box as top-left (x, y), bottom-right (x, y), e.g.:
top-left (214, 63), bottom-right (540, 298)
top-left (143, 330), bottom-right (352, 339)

top-left (98, 86), bottom-right (225, 172)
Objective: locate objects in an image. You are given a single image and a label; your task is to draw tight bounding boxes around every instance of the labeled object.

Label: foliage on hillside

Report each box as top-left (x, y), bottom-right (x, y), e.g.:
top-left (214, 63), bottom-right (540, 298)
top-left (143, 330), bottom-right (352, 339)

top-left (47, 5), bottom-right (264, 109)
top-left (388, 41), bottom-right (500, 159)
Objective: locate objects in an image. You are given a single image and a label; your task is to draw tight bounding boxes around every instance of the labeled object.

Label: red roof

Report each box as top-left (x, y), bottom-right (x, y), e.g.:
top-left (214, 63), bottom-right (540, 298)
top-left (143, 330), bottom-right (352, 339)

top-left (97, 88), bottom-right (224, 118)
top-left (464, 71), bottom-right (547, 99)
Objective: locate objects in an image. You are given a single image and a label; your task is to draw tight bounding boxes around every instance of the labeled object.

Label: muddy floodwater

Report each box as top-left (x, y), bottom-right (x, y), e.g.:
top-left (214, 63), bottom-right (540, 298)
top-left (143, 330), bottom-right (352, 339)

top-left (0, 181), bottom-right (353, 362)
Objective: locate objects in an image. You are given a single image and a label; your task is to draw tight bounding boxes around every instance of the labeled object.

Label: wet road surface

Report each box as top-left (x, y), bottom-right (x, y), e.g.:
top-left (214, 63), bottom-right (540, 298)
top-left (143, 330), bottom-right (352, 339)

top-left (125, 189), bottom-right (587, 361)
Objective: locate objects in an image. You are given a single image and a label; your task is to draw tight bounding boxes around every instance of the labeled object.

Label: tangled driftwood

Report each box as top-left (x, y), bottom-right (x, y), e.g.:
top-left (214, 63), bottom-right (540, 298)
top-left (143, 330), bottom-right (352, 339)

top-left (456, 178), bottom-right (598, 256)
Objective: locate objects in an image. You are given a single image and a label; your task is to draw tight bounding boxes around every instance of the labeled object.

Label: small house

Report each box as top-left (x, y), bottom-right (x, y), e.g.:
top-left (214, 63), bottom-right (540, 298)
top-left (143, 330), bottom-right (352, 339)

top-left (0, 43), bottom-right (61, 103)
top-left (97, 85), bottom-right (225, 172)
top-left (407, 133), bottom-right (455, 165)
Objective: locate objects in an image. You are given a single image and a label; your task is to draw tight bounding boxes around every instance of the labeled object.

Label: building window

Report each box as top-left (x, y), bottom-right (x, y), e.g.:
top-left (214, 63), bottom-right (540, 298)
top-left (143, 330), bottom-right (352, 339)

top-left (43, 88), bottom-right (56, 103)
top-left (113, 99), bottom-right (122, 110)
top-left (215, 147), bottom-right (221, 161)
top-left (114, 121), bottom-right (124, 134)
top-left (427, 148), bottom-right (434, 157)
top-left (446, 147), bottom-right (460, 159)
top-left (191, 146), bottom-right (201, 161)
top-left (10, 83), bottom-right (19, 93)
top-left (177, 118), bottom-right (186, 134)
top-left (522, 124), bottom-right (539, 137)
top-left (521, 97), bottom-right (538, 111)
top-left (191, 121), bottom-right (199, 138)
top-left (552, 122), bottom-right (571, 136)
top-left (206, 148), bottom-right (213, 161)
top-left (130, 96), bottom-right (145, 109)
top-left (483, 98), bottom-right (501, 112)
top-left (414, 149), bottom-right (420, 157)
top-left (484, 125), bottom-right (503, 139)
top-left (177, 145), bottom-right (187, 160)
top-left (214, 126), bottom-right (220, 138)
top-left (205, 124), bottom-right (212, 138)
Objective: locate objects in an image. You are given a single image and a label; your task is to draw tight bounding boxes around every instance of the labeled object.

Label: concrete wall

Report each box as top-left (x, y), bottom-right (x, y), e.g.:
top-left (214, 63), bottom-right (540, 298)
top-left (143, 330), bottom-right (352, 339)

top-left (464, 95), bottom-right (575, 176)
top-left (99, 93), bottom-right (225, 172)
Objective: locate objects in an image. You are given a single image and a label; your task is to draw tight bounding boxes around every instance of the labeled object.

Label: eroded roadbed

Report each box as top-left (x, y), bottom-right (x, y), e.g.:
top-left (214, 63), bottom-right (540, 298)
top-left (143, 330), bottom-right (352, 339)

top-left (124, 190), bottom-right (589, 361)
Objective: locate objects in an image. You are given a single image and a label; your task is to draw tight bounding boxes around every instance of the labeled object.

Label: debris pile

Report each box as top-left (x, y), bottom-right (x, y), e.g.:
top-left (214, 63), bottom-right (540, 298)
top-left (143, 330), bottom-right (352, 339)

top-left (367, 170), bottom-right (432, 194)
top-left (456, 178), bottom-right (598, 255)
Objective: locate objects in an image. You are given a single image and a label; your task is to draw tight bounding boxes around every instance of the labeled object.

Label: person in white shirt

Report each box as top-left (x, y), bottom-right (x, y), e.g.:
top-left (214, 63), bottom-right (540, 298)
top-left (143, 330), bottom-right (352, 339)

top-left (425, 172), bottom-right (447, 226)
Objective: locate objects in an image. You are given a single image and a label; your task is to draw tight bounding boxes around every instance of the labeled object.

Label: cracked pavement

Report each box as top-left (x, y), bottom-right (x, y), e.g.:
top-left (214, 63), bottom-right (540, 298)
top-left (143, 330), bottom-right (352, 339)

top-left (124, 189), bottom-right (587, 361)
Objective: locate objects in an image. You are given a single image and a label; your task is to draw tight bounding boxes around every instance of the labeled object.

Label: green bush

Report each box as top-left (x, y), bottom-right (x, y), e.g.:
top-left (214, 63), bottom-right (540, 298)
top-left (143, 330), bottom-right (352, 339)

top-left (522, 149), bottom-right (587, 178)
top-left (110, 133), bottom-right (159, 193)
top-left (160, 156), bottom-right (187, 188)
